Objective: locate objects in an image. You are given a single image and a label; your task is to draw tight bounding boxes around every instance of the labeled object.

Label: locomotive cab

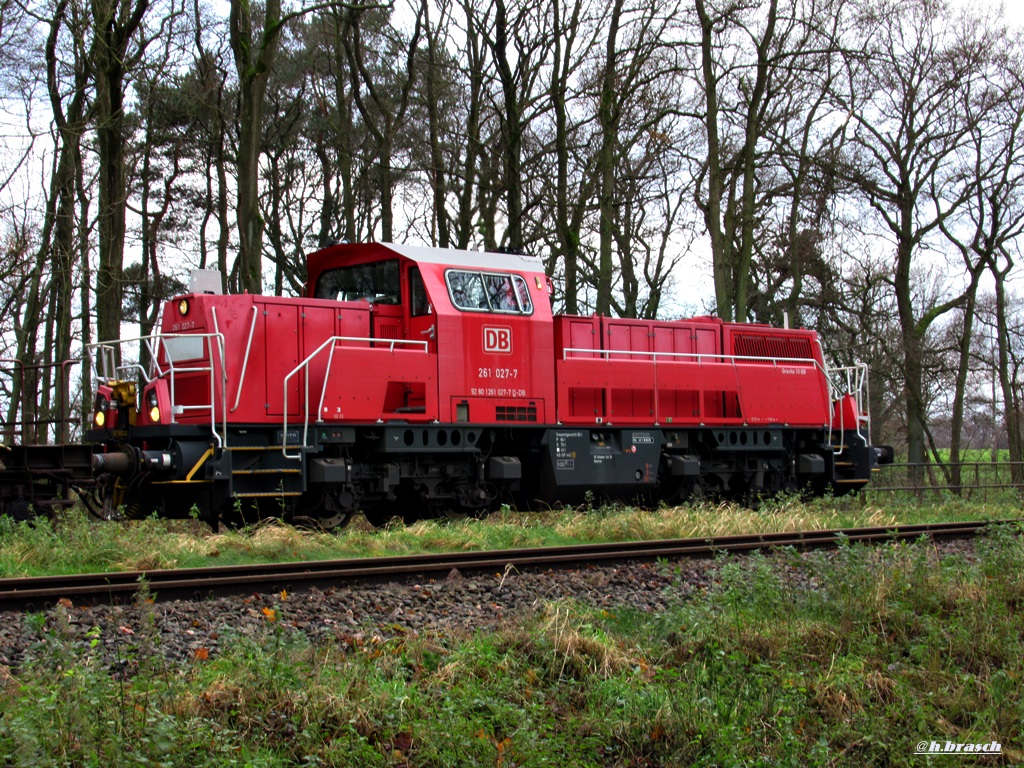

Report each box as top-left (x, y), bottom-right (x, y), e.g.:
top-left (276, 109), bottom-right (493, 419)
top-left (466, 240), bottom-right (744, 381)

top-left (306, 243), bottom-right (557, 426)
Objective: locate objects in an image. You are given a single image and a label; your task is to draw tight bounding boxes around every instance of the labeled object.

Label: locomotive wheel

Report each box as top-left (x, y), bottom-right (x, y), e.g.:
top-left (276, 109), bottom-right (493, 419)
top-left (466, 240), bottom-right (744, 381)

top-left (362, 501), bottom-right (419, 528)
top-left (236, 496), bottom-right (349, 531)
top-left (363, 482), bottom-right (422, 528)
top-left (362, 509), bottom-right (398, 528)
top-left (288, 491), bottom-right (352, 531)
top-left (657, 469), bottom-right (695, 507)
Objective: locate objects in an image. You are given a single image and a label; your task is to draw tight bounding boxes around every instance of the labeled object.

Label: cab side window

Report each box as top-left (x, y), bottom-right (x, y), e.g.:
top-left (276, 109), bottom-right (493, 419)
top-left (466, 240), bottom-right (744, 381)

top-left (446, 270), bottom-right (533, 315)
top-left (410, 267), bottom-right (431, 316)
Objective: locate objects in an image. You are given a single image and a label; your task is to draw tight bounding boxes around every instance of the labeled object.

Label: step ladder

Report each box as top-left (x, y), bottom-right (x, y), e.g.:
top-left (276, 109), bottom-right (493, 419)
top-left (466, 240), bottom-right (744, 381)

top-left (226, 445), bottom-right (304, 498)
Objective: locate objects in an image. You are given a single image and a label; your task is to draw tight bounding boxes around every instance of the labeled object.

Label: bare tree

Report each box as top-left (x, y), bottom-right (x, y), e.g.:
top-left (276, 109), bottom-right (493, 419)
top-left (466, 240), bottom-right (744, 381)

top-left (189, 0), bottom-right (234, 282)
top-left (832, 0), bottom-right (993, 473)
top-left (545, 0), bottom-right (601, 313)
top-left (693, 0), bottom-right (779, 323)
top-left (126, 12), bottom-right (195, 353)
top-left (0, 0), bottom-right (43, 207)
top-left (228, 0), bottom-right (285, 294)
top-left (933, 25), bottom-right (1024, 486)
top-left (418, 0), bottom-right (452, 247)
top-left (450, 0), bottom-right (487, 249)
top-left (262, 26), bottom-right (321, 294)
top-left (597, 0), bottom-right (687, 318)
top-left (343, 1), bottom-right (423, 243)
top-left (474, 0), bottom-right (552, 253)
top-left (29, 0), bottom-right (93, 440)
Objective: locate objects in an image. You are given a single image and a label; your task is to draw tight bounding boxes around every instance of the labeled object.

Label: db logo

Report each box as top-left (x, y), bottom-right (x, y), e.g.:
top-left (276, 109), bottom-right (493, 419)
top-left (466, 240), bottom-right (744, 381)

top-left (483, 326), bottom-right (512, 354)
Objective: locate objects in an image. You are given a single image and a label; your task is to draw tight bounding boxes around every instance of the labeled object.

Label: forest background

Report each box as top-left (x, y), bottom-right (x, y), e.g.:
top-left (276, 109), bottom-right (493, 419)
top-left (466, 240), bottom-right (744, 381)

top-left (0, 0), bottom-right (1022, 489)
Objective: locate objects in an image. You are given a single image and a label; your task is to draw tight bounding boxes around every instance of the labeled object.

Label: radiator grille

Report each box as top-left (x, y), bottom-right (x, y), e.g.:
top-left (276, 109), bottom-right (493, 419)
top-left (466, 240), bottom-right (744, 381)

top-left (374, 320), bottom-right (402, 340)
top-left (732, 333), bottom-right (814, 361)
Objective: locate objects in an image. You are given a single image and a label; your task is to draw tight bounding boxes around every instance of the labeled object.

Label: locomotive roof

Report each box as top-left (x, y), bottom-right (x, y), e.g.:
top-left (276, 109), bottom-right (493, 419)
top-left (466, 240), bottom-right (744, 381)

top-left (308, 241), bottom-right (546, 275)
top-left (385, 242), bottom-right (545, 272)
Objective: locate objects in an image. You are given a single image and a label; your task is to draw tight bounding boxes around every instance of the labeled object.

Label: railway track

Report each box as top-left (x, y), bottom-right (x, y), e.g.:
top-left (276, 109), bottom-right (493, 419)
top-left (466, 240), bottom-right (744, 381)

top-left (0, 519), bottom-right (1013, 612)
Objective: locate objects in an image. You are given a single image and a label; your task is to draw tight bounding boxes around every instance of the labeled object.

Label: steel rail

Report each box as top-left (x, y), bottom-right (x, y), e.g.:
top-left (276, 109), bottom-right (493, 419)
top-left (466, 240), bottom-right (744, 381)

top-left (0, 519), bottom-right (1015, 612)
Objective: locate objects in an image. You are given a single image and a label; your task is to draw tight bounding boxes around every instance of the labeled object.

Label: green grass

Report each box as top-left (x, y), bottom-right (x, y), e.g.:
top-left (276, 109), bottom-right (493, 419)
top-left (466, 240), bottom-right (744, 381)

top-left (1, 524), bottom-right (1021, 766)
top-left (931, 448), bottom-right (1012, 463)
top-left (0, 494), bottom-right (1020, 578)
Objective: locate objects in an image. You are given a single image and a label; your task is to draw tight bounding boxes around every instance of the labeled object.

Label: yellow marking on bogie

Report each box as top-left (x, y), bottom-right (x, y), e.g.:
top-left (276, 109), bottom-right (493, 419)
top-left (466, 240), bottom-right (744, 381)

top-left (186, 447), bottom-right (215, 482)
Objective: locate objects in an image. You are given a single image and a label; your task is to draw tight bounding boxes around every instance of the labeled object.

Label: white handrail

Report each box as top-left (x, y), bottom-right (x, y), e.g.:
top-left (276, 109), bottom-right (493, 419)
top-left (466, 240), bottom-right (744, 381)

top-left (230, 305), bottom-right (259, 413)
top-left (562, 345), bottom-right (821, 368)
top-left (87, 331), bottom-right (228, 447)
top-left (827, 363), bottom-right (871, 454)
top-left (561, 346), bottom-right (831, 427)
top-left (281, 335), bottom-right (429, 459)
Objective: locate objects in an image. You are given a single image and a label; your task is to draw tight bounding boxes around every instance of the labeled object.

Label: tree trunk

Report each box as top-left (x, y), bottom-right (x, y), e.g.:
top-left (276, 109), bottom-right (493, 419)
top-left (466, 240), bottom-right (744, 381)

top-left (550, 0), bottom-right (574, 311)
top-left (230, 0), bottom-right (285, 294)
top-left (696, 0), bottom-right (730, 322)
top-left (422, 0), bottom-right (450, 248)
top-left (993, 263), bottom-right (1024, 486)
top-left (455, 0), bottom-right (483, 250)
top-left (894, 230), bottom-right (927, 485)
top-left (595, 0), bottom-right (623, 316)
top-left (92, 0), bottom-right (151, 341)
top-left (491, 0), bottom-right (523, 252)
top-left (947, 276), bottom-right (982, 493)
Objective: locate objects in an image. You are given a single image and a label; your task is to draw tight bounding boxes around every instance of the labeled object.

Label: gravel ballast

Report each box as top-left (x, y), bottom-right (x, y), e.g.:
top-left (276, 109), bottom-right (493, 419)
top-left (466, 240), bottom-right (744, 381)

top-left (0, 537), bottom-right (978, 671)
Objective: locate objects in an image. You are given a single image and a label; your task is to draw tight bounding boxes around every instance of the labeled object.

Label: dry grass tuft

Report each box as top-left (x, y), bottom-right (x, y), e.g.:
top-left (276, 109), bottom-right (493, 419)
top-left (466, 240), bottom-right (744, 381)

top-left (798, 622), bottom-right (844, 661)
top-left (813, 681), bottom-right (862, 721)
top-left (734, 627), bottom-right (784, 661)
top-left (536, 601), bottom-right (640, 679)
top-left (206, 520), bottom-right (335, 560)
top-left (116, 551), bottom-right (179, 571)
top-left (864, 669), bottom-right (897, 704)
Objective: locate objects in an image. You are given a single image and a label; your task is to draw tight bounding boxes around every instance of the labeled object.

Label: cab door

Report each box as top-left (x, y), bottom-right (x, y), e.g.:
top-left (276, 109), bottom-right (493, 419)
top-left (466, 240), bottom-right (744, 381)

top-left (404, 265), bottom-right (438, 415)
top-left (406, 266), bottom-right (436, 351)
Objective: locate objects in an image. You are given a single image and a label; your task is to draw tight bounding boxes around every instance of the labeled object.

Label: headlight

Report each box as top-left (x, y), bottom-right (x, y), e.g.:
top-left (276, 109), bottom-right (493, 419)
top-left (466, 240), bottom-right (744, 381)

top-left (145, 388), bottom-right (161, 423)
top-left (178, 299), bottom-right (190, 316)
top-left (94, 395), bottom-right (109, 428)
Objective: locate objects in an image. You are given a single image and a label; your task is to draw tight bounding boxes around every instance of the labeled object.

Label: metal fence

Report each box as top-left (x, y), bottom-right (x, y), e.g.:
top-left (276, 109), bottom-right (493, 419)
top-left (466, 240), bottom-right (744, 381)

top-left (868, 461), bottom-right (1024, 500)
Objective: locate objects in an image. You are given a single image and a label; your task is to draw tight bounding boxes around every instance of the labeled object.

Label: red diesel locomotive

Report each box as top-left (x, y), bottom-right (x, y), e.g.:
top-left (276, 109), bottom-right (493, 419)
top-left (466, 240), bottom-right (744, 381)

top-left (87, 242), bottom-right (889, 529)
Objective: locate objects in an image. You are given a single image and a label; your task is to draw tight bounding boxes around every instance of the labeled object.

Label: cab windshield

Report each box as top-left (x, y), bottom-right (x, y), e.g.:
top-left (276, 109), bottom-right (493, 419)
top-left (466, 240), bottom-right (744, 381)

top-left (315, 260), bottom-right (401, 304)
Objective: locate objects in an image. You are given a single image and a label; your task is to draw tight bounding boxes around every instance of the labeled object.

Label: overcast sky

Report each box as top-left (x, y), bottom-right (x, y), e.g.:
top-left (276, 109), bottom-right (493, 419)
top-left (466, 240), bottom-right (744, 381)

top-left (957, 0), bottom-right (1023, 28)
